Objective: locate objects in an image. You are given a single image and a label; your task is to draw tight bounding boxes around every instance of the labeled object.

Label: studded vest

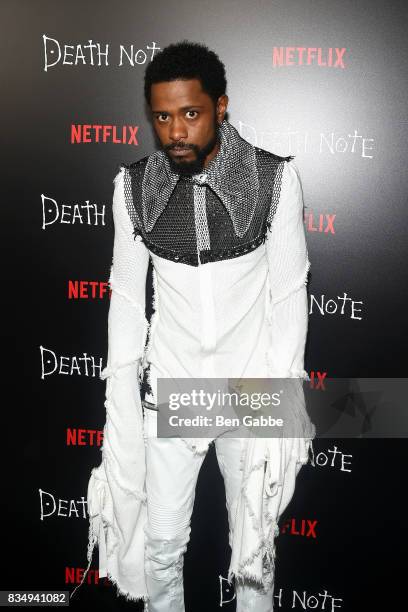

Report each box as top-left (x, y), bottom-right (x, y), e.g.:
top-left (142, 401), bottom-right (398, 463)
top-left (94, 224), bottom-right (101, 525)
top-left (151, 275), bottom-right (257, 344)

top-left (119, 119), bottom-right (293, 267)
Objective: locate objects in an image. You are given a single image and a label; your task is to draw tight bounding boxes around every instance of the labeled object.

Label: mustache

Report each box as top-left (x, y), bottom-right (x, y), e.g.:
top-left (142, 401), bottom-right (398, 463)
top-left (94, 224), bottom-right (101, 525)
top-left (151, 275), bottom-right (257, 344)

top-left (164, 143), bottom-right (197, 151)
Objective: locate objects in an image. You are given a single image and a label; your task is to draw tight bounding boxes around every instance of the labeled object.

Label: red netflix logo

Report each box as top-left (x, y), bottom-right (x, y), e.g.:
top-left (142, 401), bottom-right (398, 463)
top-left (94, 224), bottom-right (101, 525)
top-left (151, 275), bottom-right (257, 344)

top-left (308, 371), bottom-right (327, 390)
top-left (66, 428), bottom-right (103, 446)
top-left (304, 212), bottom-right (336, 234)
top-left (65, 567), bottom-right (109, 587)
top-left (71, 124), bottom-right (139, 145)
top-left (68, 280), bottom-right (111, 299)
top-left (281, 518), bottom-right (318, 538)
top-left (273, 47), bottom-right (347, 68)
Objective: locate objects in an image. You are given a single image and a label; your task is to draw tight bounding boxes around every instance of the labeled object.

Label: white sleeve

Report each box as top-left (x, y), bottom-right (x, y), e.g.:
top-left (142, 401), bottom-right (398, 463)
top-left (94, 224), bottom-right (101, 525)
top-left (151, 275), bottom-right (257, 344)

top-left (98, 164), bottom-right (150, 494)
top-left (265, 159), bottom-right (311, 380)
top-left (102, 166), bottom-right (150, 383)
top-left (72, 166), bottom-right (150, 601)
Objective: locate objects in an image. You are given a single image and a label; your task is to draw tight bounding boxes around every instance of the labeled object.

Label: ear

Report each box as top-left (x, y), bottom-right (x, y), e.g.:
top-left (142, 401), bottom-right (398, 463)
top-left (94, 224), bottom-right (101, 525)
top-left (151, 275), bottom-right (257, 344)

top-left (216, 94), bottom-right (229, 123)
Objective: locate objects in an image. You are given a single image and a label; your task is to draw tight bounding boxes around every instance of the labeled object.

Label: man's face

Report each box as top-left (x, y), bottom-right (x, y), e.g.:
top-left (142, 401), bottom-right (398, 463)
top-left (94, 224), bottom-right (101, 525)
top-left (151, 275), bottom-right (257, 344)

top-left (150, 78), bottom-right (228, 176)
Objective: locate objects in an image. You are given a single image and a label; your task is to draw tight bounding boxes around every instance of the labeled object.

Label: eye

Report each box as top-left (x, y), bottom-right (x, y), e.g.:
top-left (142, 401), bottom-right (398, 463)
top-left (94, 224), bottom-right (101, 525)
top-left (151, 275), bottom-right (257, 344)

top-left (156, 113), bottom-right (169, 123)
top-left (186, 110), bottom-right (198, 119)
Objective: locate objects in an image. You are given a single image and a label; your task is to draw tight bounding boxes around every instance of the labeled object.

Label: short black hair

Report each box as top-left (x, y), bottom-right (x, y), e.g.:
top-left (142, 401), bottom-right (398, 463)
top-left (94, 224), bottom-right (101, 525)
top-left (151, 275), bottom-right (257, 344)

top-left (144, 40), bottom-right (227, 107)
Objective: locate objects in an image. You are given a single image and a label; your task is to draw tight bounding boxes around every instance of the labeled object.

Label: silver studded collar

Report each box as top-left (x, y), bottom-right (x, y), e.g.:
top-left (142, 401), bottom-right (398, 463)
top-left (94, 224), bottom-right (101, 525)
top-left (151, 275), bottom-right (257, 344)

top-left (141, 119), bottom-right (260, 238)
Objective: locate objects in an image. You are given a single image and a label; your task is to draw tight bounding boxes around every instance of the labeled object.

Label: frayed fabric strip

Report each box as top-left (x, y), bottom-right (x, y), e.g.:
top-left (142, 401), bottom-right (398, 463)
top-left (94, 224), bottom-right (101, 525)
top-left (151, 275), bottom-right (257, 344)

top-left (69, 463), bottom-right (149, 604)
top-left (69, 465), bottom-right (112, 600)
top-left (70, 349), bottom-right (149, 602)
top-left (228, 425), bottom-right (315, 594)
top-left (228, 437), bottom-right (274, 590)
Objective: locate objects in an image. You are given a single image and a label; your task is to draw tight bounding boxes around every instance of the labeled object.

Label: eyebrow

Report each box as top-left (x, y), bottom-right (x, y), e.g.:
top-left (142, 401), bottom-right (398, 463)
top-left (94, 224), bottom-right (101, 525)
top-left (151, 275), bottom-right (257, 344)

top-left (152, 105), bottom-right (205, 114)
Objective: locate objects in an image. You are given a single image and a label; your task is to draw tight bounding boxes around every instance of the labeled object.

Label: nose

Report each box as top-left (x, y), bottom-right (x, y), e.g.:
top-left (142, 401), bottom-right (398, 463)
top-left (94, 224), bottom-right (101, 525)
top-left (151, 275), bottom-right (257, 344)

top-left (169, 117), bottom-right (188, 143)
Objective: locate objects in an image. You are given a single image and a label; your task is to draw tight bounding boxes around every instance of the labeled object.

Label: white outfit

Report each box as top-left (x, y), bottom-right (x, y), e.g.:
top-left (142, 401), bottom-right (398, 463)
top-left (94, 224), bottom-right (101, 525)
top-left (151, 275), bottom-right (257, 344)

top-left (69, 120), bottom-right (316, 609)
top-left (143, 415), bottom-right (263, 611)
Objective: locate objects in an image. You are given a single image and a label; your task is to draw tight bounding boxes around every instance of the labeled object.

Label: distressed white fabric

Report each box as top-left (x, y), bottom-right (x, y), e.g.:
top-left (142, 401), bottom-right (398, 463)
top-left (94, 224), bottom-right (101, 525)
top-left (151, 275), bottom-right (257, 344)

top-left (265, 160), bottom-right (311, 379)
top-left (70, 142), bottom-right (315, 605)
top-left (70, 169), bottom-right (151, 604)
top-left (228, 161), bottom-right (315, 590)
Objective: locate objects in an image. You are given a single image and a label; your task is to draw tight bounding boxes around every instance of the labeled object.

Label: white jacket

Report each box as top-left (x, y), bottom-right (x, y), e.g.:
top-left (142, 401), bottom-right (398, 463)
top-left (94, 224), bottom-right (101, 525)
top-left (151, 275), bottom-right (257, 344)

top-left (70, 120), bottom-right (316, 604)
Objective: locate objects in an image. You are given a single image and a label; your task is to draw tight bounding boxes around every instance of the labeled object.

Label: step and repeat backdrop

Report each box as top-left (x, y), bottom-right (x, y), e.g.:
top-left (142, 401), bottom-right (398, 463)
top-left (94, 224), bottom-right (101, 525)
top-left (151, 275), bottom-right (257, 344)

top-left (4, 0), bottom-right (408, 610)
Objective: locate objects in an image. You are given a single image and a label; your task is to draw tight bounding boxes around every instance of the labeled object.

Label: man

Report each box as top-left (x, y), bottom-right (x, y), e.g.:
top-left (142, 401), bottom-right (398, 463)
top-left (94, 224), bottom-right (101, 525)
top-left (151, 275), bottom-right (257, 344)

top-left (71, 41), bottom-right (315, 611)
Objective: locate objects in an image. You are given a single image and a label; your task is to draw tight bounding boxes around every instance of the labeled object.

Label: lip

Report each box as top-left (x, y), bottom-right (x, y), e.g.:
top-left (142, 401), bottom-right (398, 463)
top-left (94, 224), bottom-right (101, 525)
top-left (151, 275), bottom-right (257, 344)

top-left (170, 148), bottom-right (191, 157)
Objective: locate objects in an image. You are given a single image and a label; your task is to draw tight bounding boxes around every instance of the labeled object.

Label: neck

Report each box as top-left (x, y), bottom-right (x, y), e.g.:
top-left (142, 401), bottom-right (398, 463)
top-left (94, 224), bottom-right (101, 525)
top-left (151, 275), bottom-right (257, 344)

top-left (203, 140), bottom-right (220, 168)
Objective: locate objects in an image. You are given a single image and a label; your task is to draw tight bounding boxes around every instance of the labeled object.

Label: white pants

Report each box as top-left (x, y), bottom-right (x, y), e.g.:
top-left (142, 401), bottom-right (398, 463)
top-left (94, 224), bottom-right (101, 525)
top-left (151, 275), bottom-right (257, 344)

top-left (143, 407), bottom-right (275, 612)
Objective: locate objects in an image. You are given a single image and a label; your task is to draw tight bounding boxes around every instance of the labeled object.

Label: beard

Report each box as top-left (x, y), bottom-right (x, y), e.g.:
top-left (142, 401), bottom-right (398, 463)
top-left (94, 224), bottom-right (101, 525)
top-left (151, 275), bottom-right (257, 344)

top-left (163, 120), bottom-right (220, 176)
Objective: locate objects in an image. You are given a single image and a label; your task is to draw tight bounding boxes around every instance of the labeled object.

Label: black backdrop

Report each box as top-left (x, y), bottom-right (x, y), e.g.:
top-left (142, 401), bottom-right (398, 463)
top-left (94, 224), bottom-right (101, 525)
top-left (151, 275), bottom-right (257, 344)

top-left (3, 0), bottom-right (408, 610)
